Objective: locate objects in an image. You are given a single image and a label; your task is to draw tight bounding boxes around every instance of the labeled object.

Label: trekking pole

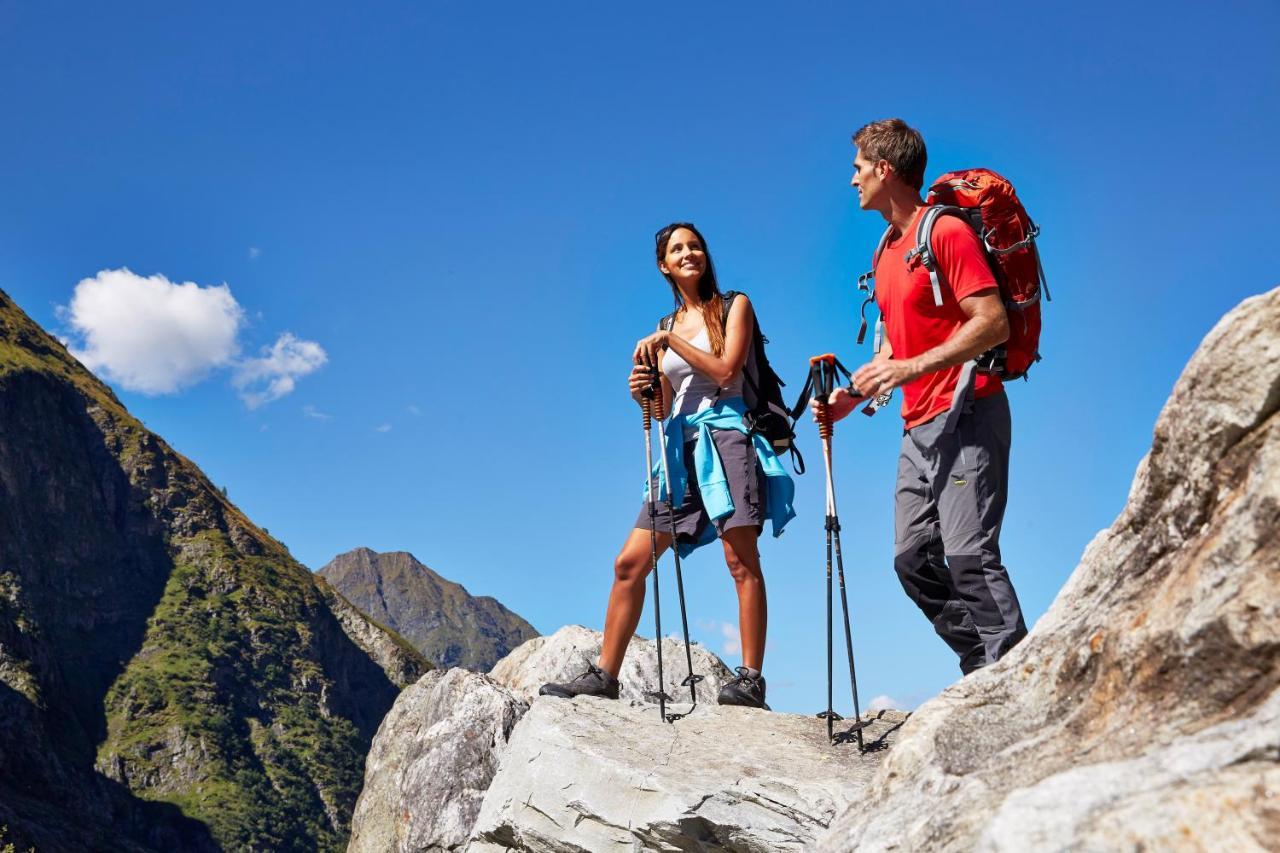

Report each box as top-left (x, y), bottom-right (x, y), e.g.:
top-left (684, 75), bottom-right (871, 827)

top-left (640, 372), bottom-right (673, 723)
top-left (807, 354), bottom-right (868, 751)
top-left (648, 367), bottom-right (705, 722)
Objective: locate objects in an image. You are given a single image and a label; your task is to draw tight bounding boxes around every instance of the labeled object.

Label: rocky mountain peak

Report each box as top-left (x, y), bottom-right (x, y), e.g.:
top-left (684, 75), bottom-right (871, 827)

top-left (319, 547), bottom-right (539, 671)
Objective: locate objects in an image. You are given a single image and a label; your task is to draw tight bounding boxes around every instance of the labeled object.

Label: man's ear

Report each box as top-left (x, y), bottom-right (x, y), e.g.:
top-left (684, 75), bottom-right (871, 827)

top-left (877, 159), bottom-right (893, 181)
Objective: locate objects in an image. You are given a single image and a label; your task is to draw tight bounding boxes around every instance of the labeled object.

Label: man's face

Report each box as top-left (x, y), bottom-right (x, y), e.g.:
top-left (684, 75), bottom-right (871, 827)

top-left (850, 150), bottom-right (885, 211)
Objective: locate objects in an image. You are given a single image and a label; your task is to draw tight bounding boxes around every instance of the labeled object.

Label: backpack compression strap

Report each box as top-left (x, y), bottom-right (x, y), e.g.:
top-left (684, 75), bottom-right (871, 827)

top-left (856, 226), bottom-right (894, 347)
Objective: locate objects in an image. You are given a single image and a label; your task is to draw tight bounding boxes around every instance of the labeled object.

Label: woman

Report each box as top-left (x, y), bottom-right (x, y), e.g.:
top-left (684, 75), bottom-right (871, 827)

top-left (540, 222), bottom-right (794, 710)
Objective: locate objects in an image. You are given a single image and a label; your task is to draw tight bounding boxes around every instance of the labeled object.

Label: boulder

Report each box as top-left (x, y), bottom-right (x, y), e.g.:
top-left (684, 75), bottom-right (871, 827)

top-left (819, 288), bottom-right (1280, 851)
top-left (468, 697), bottom-right (908, 852)
top-left (490, 624), bottom-right (734, 706)
top-left (349, 668), bottom-right (528, 853)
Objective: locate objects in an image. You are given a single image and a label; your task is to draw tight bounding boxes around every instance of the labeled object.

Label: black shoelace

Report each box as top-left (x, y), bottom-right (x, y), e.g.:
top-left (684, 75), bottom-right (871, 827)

top-left (730, 667), bottom-right (761, 692)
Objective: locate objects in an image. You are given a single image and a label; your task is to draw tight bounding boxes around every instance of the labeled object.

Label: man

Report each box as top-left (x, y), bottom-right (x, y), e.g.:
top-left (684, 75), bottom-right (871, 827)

top-left (823, 118), bottom-right (1027, 673)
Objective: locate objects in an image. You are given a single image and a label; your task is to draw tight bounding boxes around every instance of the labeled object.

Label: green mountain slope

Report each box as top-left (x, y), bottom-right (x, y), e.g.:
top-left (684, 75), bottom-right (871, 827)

top-left (319, 548), bottom-right (539, 671)
top-left (0, 288), bottom-right (430, 851)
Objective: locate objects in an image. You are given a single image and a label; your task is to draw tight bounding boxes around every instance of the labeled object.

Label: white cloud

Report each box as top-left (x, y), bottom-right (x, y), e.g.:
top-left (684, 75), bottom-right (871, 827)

top-left (248, 247), bottom-right (262, 260)
top-left (62, 269), bottom-right (243, 394)
top-left (302, 404), bottom-right (332, 421)
top-left (720, 622), bottom-right (741, 657)
top-left (374, 423), bottom-right (392, 433)
top-left (867, 694), bottom-right (901, 712)
top-left (406, 404), bottom-right (422, 416)
top-left (233, 333), bottom-right (328, 409)
top-left (60, 268), bottom-right (325, 408)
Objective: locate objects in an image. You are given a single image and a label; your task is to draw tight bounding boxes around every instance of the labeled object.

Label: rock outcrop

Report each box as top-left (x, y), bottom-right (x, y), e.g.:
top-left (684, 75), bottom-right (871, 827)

top-left (320, 548), bottom-right (539, 671)
top-left (352, 626), bottom-right (900, 851)
top-left (490, 624), bottom-right (734, 705)
top-left (349, 669), bottom-right (528, 853)
top-left (0, 288), bottom-right (430, 851)
top-left (469, 699), bottom-right (908, 852)
top-left (819, 287), bottom-right (1280, 851)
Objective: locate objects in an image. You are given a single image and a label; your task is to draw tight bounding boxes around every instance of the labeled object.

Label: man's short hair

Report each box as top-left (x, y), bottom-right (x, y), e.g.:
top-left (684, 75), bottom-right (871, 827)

top-left (852, 118), bottom-right (928, 191)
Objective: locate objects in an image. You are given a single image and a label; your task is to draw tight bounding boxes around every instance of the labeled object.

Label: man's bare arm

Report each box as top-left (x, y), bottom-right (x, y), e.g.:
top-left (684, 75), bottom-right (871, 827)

top-left (852, 289), bottom-right (1008, 399)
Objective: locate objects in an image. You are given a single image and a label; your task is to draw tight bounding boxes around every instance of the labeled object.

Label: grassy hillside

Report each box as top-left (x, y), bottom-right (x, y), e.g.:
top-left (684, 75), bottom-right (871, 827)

top-left (0, 288), bottom-right (429, 851)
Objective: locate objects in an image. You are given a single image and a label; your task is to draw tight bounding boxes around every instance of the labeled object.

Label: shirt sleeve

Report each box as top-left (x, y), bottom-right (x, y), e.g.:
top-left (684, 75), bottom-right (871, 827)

top-left (933, 215), bottom-right (997, 302)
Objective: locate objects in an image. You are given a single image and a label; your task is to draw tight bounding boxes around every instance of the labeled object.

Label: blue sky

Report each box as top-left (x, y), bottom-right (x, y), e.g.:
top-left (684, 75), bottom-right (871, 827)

top-left (2, 1), bottom-right (1277, 715)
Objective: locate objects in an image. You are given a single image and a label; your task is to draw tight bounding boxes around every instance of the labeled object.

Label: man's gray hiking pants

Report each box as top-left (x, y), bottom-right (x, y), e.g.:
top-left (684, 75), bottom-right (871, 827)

top-left (894, 391), bottom-right (1026, 673)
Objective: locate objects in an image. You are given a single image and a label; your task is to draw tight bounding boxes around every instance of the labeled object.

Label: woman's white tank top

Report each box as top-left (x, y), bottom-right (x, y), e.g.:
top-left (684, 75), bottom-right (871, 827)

top-left (662, 329), bottom-right (744, 440)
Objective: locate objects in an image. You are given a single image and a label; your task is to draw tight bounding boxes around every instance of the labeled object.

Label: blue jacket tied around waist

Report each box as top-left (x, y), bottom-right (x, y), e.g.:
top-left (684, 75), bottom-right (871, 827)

top-left (643, 397), bottom-right (796, 557)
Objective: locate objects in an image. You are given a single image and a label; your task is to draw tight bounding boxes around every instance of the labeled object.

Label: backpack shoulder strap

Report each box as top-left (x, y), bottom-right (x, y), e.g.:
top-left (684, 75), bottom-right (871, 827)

top-left (907, 205), bottom-right (970, 308)
top-left (856, 225), bottom-right (894, 346)
top-left (720, 290), bottom-right (740, 322)
top-left (870, 224), bottom-right (894, 272)
top-left (658, 310), bottom-right (676, 332)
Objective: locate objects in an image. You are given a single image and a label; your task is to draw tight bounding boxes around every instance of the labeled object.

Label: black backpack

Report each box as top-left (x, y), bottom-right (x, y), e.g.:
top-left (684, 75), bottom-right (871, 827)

top-left (660, 291), bottom-right (805, 474)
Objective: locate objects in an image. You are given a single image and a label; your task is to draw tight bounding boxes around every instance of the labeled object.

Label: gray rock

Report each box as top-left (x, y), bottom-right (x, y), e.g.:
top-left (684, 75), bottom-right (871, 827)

top-left (490, 624), bottom-right (735, 706)
top-left (468, 697), bottom-right (908, 852)
top-left (349, 668), bottom-right (529, 853)
top-left (819, 287), bottom-right (1280, 851)
top-left (317, 575), bottom-right (431, 689)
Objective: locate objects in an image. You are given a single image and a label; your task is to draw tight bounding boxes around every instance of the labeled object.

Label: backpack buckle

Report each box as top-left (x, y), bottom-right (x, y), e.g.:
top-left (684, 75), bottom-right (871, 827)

top-left (903, 245), bottom-right (932, 270)
top-left (857, 270), bottom-right (874, 293)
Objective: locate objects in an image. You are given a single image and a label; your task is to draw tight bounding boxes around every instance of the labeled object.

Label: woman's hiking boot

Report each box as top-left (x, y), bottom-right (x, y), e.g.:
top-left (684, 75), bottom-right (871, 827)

top-left (717, 667), bottom-right (770, 710)
top-left (539, 663), bottom-right (621, 700)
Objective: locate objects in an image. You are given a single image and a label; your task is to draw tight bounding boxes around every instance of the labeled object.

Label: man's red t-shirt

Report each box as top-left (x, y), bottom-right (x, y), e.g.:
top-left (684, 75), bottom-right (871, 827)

top-left (876, 208), bottom-right (1003, 430)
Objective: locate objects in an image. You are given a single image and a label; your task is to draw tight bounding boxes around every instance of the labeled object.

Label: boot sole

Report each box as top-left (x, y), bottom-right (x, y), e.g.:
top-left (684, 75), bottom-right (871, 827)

top-left (716, 695), bottom-right (771, 711)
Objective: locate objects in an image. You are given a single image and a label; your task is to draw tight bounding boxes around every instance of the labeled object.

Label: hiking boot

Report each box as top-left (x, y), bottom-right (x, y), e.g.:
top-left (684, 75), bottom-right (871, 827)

top-left (539, 663), bottom-right (621, 700)
top-left (717, 667), bottom-right (770, 710)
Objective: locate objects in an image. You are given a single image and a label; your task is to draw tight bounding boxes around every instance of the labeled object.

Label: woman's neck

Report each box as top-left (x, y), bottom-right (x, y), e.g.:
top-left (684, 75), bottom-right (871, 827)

top-left (677, 280), bottom-right (705, 311)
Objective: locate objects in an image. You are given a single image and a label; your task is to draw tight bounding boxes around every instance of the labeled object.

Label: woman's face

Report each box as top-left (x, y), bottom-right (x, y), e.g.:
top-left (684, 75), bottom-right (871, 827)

top-left (659, 227), bottom-right (706, 288)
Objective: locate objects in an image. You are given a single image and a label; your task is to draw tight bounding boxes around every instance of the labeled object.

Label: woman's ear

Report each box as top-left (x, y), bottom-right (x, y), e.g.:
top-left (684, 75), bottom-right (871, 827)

top-left (658, 262), bottom-right (670, 275)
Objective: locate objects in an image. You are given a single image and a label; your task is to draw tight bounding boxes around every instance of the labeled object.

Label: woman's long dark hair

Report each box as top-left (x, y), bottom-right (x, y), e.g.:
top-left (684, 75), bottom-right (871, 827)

top-left (654, 221), bottom-right (727, 357)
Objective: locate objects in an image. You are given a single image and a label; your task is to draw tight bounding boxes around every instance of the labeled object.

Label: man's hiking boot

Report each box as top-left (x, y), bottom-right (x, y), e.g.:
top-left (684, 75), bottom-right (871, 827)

top-left (539, 663), bottom-right (621, 700)
top-left (717, 667), bottom-right (770, 710)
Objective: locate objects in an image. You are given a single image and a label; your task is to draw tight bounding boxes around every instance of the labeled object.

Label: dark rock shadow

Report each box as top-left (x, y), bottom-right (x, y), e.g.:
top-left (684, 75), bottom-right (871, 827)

top-left (833, 710), bottom-right (911, 753)
top-left (0, 371), bottom-right (215, 848)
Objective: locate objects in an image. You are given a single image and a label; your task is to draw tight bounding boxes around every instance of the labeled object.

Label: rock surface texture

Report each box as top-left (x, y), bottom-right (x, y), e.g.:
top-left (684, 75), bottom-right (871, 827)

top-left (349, 668), bottom-right (528, 853)
top-left (490, 624), bottom-right (734, 706)
top-left (320, 548), bottom-right (539, 671)
top-left (353, 626), bottom-right (900, 851)
top-left (819, 287), bottom-right (1280, 851)
top-left (469, 699), bottom-right (907, 853)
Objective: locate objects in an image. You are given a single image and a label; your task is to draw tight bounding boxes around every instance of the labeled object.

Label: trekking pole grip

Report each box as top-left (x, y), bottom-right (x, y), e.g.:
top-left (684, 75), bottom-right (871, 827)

top-left (809, 354), bottom-right (836, 440)
top-left (640, 366), bottom-right (663, 423)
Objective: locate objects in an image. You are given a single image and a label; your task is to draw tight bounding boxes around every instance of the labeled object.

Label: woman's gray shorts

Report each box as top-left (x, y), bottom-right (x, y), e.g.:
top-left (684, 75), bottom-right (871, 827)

top-left (635, 427), bottom-right (766, 545)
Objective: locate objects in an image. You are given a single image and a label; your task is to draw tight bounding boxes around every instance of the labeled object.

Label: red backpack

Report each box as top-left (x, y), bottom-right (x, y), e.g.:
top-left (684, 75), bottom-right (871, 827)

top-left (857, 167), bottom-right (1049, 380)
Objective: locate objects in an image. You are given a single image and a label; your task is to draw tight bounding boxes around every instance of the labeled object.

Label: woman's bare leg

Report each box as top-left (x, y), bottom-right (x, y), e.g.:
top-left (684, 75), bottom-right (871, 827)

top-left (722, 526), bottom-right (766, 671)
top-left (598, 527), bottom-right (671, 676)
